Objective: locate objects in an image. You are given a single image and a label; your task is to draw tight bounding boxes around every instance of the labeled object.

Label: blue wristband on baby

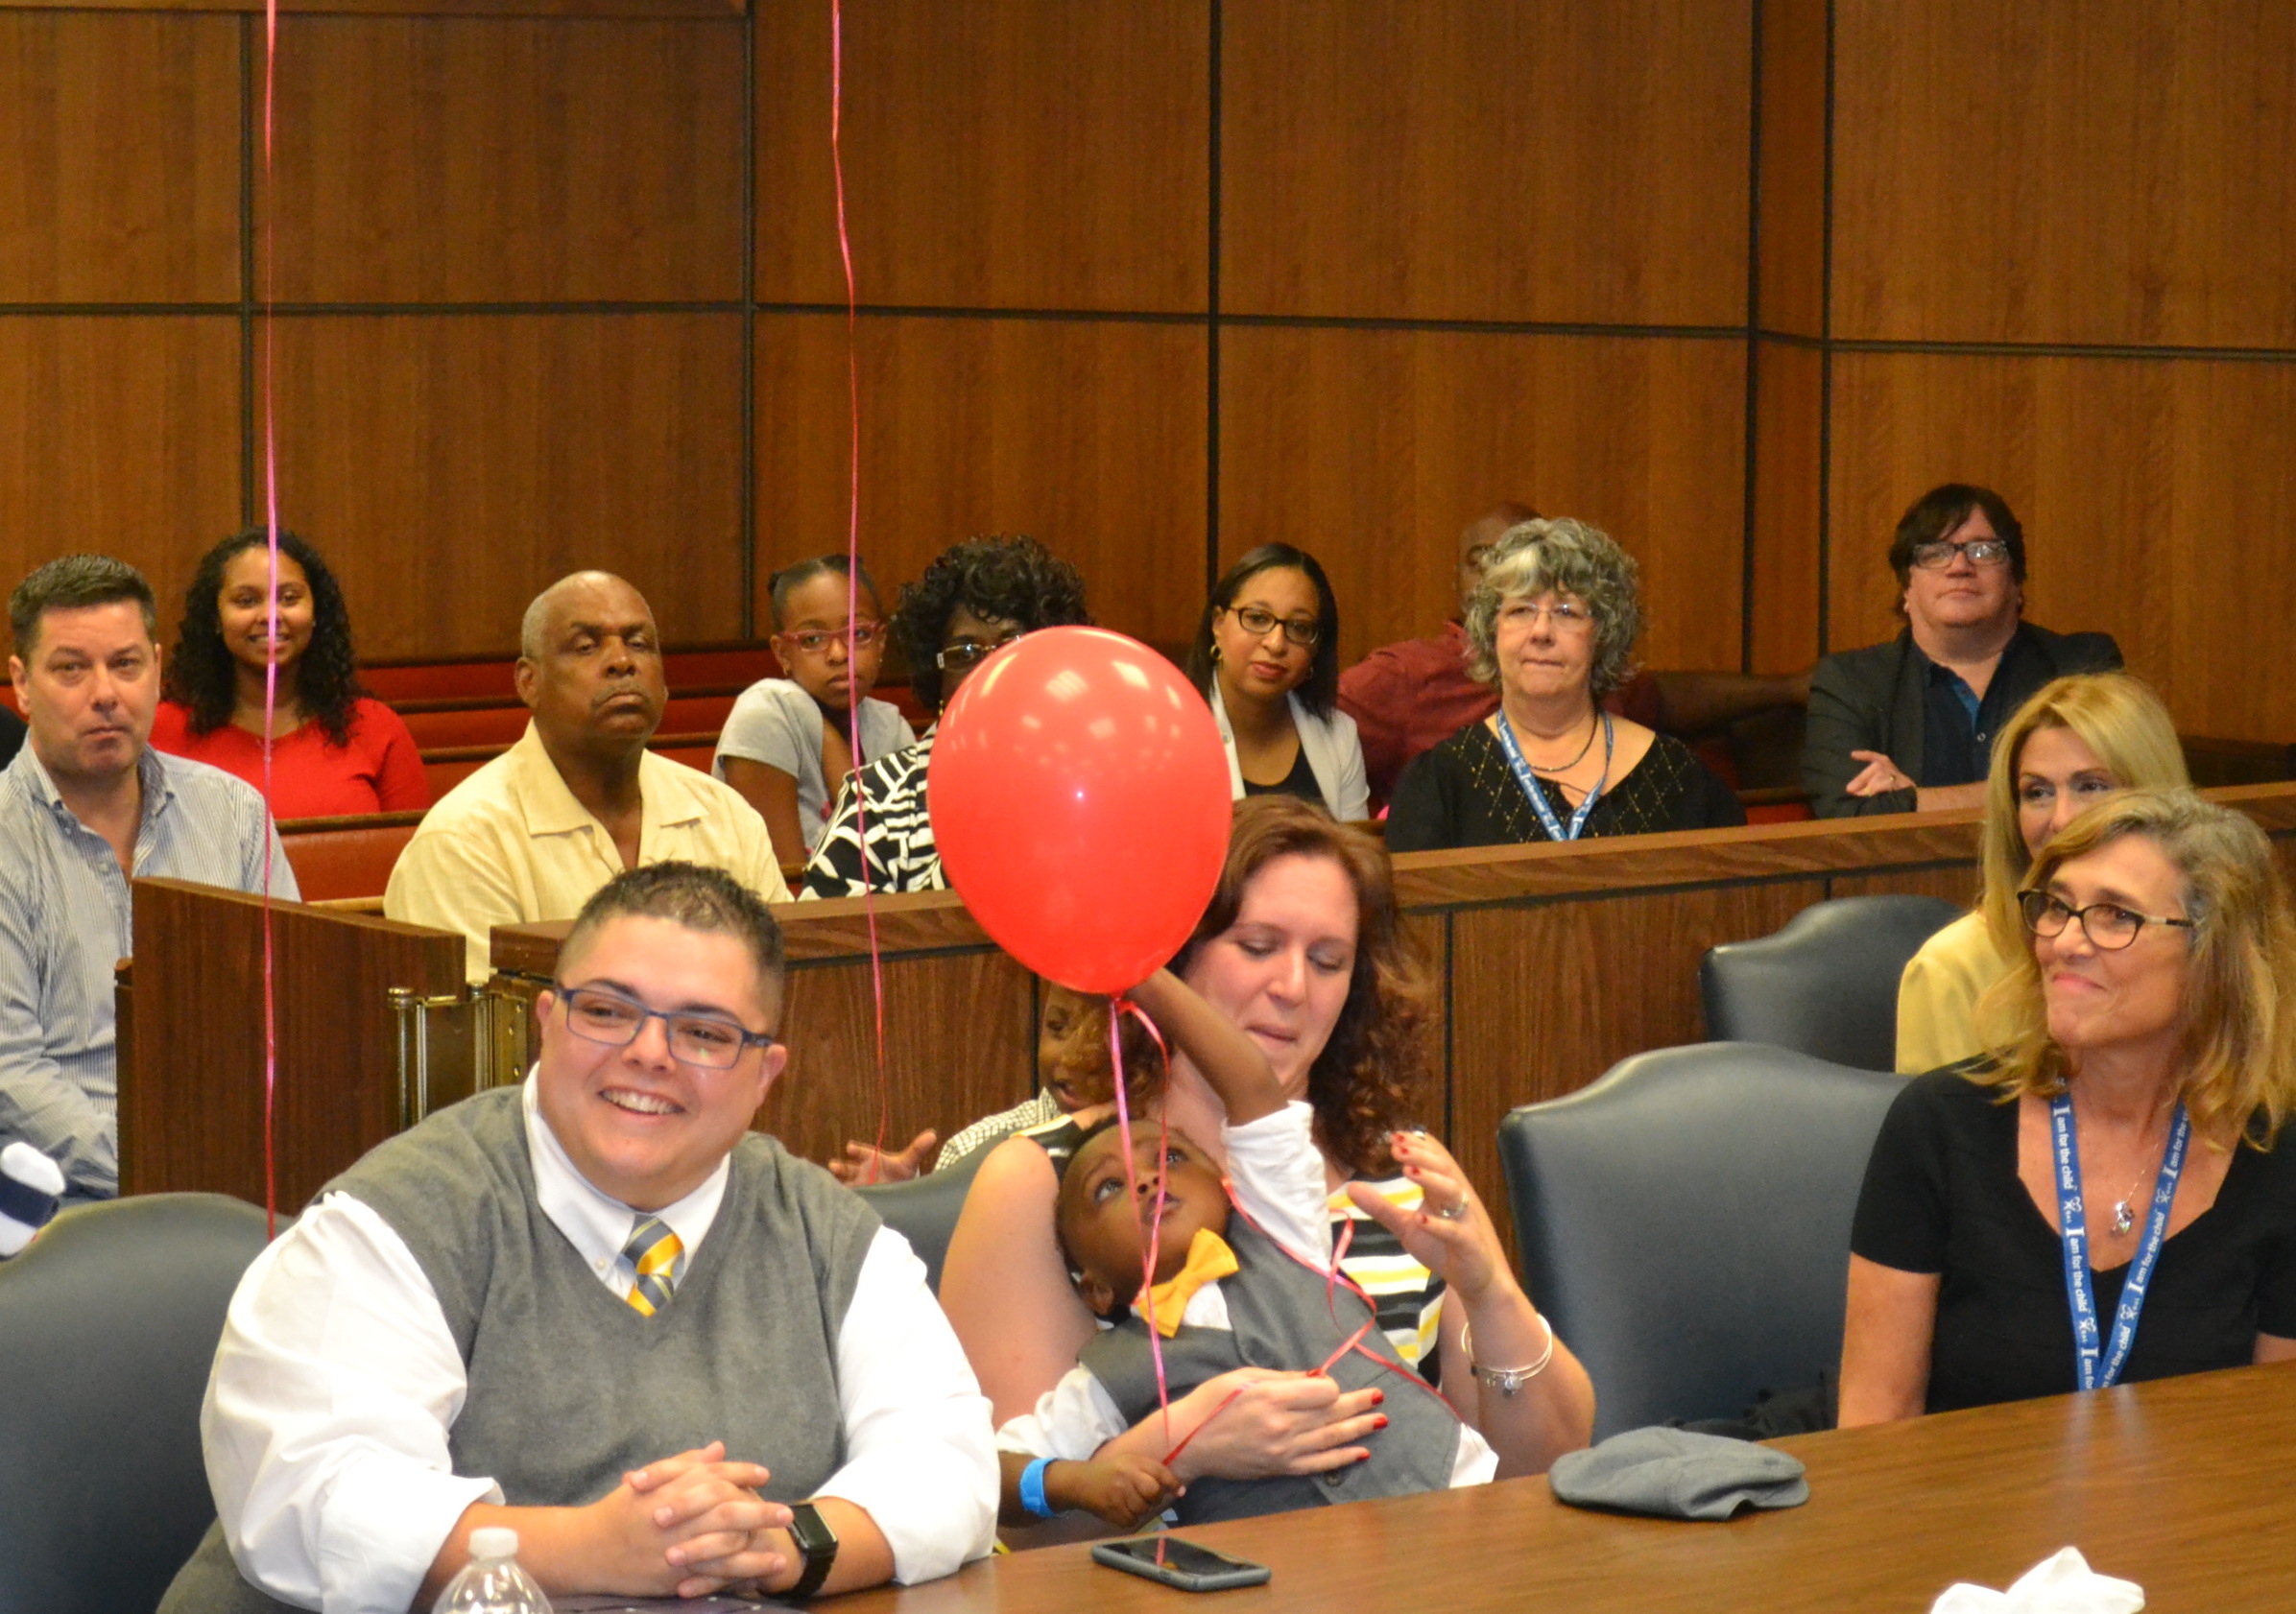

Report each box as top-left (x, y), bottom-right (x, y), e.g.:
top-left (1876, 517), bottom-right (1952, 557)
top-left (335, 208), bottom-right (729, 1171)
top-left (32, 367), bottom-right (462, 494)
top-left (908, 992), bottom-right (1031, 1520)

top-left (1019, 1457), bottom-right (1059, 1519)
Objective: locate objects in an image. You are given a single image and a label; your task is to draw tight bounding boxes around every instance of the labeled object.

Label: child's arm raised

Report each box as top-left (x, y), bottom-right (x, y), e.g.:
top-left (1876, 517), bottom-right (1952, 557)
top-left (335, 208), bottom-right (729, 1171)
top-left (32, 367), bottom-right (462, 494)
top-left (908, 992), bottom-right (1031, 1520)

top-left (1124, 968), bottom-right (1285, 1126)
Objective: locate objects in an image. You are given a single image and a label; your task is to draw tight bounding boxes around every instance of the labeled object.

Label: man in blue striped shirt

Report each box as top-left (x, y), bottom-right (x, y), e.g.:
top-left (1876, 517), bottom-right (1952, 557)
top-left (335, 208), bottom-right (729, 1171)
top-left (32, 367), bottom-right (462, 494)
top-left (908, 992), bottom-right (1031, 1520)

top-left (1, 555), bottom-right (296, 1202)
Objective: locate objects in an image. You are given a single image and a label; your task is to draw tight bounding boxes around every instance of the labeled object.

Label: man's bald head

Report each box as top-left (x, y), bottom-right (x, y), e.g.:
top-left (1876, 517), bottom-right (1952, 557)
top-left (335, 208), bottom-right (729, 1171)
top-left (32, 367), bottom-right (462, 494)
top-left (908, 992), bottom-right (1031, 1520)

top-left (514, 571), bottom-right (666, 760)
top-left (1457, 501), bottom-right (1542, 616)
top-left (521, 571), bottom-right (640, 662)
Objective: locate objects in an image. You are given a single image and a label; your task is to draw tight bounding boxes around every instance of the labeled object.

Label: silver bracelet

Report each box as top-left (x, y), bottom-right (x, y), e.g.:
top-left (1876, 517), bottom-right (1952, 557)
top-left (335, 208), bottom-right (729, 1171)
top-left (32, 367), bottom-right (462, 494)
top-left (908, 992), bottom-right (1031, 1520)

top-left (1462, 1313), bottom-right (1556, 1397)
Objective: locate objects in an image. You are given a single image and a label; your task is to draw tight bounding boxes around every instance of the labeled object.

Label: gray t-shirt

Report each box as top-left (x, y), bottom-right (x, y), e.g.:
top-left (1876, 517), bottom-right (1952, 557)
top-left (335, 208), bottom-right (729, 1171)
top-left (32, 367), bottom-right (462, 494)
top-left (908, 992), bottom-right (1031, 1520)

top-left (712, 678), bottom-right (916, 851)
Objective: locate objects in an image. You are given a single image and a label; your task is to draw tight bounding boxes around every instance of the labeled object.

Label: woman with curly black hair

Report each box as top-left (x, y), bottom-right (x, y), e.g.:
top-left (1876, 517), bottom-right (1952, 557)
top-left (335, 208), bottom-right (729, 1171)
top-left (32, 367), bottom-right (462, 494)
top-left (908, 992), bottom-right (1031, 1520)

top-left (152, 528), bottom-right (427, 817)
top-left (801, 534), bottom-right (1091, 898)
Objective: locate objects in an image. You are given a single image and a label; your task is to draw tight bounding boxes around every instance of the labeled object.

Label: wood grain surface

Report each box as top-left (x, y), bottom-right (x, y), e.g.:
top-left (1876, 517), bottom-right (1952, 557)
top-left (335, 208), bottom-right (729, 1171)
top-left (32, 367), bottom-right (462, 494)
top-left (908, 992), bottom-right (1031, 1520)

top-left (273, 312), bottom-right (746, 658)
top-left (1218, 325), bottom-right (1748, 670)
top-left (753, 312), bottom-right (1208, 652)
top-left (1747, 338), bottom-right (1823, 673)
top-left (0, 316), bottom-right (241, 599)
top-left (838, 1361), bottom-right (2296, 1613)
top-left (121, 879), bottom-right (469, 1208)
top-left (265, 14), bottom-right (744, 303)
top-left (1753, 0), bottom-right (1827, 339)
top-left (1831, 0), bottom-right (2296, 348)
top-left (1220, 0), bottom-right (1751, 325)
top-left (1826, 350), bottom-right (2296, 741)
top-left (0, 11), bottom-right (238, 304)
top-left (754, 0), bottom-right (1208, 314)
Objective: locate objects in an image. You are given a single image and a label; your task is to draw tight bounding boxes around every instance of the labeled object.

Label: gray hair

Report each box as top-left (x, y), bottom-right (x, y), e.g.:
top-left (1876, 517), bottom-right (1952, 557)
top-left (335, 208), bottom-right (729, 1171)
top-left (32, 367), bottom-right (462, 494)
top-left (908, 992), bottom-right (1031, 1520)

top-left (1461, 518), bottom-right (1643, 700)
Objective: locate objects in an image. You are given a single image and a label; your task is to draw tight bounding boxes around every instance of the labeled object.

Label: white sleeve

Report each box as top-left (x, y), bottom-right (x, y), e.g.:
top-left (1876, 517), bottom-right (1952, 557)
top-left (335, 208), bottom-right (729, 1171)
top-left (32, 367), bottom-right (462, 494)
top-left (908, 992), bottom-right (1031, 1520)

top-left (993, 1366), bottom-right (1130, 1462)
top-left (203, 1194), bottom-right (497, 1614)
top-left (1328, 708), bottom-right (1371, 823)
top-left (816, 1226), bottom-right (999, 1584)
top-left (1221, 1101), bottom-right (1331, 1266)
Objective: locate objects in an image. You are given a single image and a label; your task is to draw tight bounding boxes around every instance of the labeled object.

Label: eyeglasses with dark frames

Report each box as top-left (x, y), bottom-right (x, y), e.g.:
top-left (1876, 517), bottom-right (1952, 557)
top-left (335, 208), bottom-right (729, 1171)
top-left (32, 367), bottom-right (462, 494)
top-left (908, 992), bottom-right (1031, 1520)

top-left (551, 982), bottom-right (777, 1069)
top-left (2017, 889), bottom-right (2195, 951)
top-left (1909, 538), bottom-right (2014, 570)
top-left (1225, 604), bottom-right (1322, 649)
top-left (935, 629), bottom-right (1026, 672)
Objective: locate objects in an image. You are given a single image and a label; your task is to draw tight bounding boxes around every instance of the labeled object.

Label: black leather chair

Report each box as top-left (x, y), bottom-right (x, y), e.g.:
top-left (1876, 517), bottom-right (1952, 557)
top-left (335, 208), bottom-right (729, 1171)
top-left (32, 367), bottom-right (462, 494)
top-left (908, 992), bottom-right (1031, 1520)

top-left (0, 1193), bottom-right (273, 1614)
top-left (1701, 893), bottom-right (1964, 1071)
top-left (1498, 1044), bottom-right (1902, 1440)
top-left (851, 1145), bottom-right (990, 1292)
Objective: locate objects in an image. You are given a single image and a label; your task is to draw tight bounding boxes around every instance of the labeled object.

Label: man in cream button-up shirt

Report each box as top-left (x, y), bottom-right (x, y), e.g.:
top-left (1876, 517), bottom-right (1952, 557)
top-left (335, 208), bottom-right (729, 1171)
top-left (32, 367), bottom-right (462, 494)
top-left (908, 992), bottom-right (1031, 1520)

top-left (386, 573), bottom-right (788, 982)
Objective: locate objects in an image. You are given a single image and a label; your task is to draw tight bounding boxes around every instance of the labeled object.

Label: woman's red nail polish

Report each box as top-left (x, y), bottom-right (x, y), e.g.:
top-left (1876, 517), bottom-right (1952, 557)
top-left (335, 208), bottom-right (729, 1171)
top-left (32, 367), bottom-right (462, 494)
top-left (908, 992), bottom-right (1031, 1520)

top-left (1374, 1414), bottom-right (1389, 1430)
top-left (1371, 1389), bottom-right (1385, 1405)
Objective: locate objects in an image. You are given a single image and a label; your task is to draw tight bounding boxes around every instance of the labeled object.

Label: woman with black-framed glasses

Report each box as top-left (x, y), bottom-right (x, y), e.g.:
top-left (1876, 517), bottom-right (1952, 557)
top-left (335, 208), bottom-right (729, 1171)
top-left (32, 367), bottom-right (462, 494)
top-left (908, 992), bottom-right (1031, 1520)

top-left (1842, 789), bottom-right (2296, 1426)
top-left (1183, 544), bottom-right (1369, 822)
top-left (800, 534), bottom-right (1091, 902)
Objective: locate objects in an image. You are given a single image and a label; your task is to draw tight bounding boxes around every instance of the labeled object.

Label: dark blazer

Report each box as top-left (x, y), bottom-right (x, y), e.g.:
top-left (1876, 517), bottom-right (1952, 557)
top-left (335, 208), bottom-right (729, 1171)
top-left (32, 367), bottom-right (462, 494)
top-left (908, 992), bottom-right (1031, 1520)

top-left (0, 705), bottom-right (22, 773)
top-left (1801, 623), bottom-right (2123, 819)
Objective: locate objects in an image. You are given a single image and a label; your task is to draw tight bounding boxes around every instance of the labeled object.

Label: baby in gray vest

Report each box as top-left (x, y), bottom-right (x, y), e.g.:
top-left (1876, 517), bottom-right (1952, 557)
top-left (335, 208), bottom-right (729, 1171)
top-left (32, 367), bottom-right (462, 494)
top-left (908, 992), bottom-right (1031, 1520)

top-left (994, 972), bottom-right (1492, 1530)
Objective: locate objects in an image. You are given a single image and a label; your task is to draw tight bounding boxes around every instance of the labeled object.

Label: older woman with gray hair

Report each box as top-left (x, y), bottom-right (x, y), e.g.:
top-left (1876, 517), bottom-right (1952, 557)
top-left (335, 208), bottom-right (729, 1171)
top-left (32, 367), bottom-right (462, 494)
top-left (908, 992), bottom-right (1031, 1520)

top-left (1385, 518), bottom-right (1743, 851)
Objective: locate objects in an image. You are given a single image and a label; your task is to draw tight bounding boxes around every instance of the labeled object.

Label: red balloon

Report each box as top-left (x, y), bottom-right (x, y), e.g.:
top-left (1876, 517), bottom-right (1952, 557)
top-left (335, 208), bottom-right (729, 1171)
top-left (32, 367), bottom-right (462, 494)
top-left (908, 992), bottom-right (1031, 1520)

top-left (929, 628), bottom-right (1232, 994)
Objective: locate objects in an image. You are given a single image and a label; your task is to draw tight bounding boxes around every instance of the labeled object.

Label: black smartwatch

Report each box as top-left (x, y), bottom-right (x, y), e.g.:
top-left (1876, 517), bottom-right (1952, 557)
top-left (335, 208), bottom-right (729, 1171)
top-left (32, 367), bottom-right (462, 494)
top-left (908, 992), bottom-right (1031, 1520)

top-left (783, 1501), bottom-right (839, 1601)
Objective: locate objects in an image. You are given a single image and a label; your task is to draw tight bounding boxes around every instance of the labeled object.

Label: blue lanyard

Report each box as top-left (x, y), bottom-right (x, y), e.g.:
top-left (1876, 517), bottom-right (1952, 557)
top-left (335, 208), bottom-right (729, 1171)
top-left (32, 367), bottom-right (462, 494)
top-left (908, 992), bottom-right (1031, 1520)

top-left (2049, 1092), bottom-right (2189, 1391)
top-left (1494, 712), bottom-right (1614, 843)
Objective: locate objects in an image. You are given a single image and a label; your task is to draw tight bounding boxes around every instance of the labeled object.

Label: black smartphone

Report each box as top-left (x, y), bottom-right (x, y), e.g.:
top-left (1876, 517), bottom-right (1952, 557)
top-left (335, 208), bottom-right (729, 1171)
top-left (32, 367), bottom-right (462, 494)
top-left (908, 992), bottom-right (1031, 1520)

top-left (1090, 1535), bottom-right (1272, 1592)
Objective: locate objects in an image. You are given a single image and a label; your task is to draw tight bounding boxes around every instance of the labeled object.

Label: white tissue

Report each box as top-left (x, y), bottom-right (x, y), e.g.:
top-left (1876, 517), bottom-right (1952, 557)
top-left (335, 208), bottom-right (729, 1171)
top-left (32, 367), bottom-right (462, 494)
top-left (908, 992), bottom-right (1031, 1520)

top-left (1931, 1548), bottom-right (2144, 1613)
top-left (0, 1140), bottom-right (68, 1257)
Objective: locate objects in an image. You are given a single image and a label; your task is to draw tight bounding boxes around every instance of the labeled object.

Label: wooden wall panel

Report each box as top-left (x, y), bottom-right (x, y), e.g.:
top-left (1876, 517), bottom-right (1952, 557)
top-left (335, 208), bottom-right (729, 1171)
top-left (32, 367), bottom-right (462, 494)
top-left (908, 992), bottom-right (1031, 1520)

top-left (1219, 326), bottom-right (1747, 671)
top-left (1748, 338), bottom-right (1822, 673)
top-left (1221, 0), bottom-right (1752, 325)
top-left (754, 0), bottom-right (1209, 314)
top-left (33, 3), bottom-right (744, 14)
top-left (1754, 0), bottom-right (1827, 338)
top-left (769, 949), bottom-right (1036, 1173)
top-left (1447, 879), bottom-right (1823, 1246)
top-left (1828, 350), bottom-right (2296, 742)
top-left (268, 15), bottom-right (745, 303)
top-left (274, 314), bottom-right (745, 658)
top-left (753, 312), bottom-right (1208, 653)
top-left (1831, 0), bottom-right (2296, 347)
top-left (0, 12), bottom-right (239, 305)
top-left (0, 317), bottom-right (240, 604)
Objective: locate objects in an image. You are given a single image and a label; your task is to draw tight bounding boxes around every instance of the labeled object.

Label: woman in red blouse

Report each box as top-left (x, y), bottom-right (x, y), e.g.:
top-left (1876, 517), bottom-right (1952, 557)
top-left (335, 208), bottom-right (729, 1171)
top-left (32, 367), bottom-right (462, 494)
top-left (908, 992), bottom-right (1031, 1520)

top-left (153, 529), bottom-right (428, 819)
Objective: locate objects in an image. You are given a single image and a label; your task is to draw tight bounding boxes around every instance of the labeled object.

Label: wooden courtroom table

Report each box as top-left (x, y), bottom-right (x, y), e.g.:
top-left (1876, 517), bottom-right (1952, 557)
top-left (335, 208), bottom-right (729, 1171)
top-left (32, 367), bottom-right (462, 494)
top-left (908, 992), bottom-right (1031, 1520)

top-left (847, 1362), bottom-right (2296, 1613)
top-left (490, 782), bottom-right (2296, 1220)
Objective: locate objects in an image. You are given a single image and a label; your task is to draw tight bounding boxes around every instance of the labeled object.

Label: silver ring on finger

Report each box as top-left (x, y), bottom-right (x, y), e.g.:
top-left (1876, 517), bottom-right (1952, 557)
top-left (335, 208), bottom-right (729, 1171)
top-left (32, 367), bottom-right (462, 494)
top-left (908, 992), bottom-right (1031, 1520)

top-left (1432, 1197), bottom-right (1469, 1222)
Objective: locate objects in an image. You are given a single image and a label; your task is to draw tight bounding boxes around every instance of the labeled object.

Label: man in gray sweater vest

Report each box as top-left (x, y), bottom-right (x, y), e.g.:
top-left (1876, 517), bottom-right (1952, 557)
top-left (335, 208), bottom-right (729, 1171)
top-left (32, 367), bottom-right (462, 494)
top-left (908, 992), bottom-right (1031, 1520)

top-left (162, 863), bottom-right (996, 1614)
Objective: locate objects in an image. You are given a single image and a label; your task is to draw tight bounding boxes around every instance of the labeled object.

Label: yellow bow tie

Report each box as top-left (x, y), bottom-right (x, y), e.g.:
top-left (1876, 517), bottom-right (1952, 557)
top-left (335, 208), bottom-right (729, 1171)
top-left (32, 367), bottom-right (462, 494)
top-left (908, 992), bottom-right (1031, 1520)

top-left (1136, 1227), bottom-right (1240, 1337)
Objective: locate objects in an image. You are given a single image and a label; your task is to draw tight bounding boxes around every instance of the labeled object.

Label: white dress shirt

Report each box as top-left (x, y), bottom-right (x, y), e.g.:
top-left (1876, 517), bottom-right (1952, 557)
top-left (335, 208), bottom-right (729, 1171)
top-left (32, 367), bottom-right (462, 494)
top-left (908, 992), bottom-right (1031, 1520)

top-left (203, 1078), bottom-right (996, 1614)
top-left (995, 1103), bottom-right (1495, 1488)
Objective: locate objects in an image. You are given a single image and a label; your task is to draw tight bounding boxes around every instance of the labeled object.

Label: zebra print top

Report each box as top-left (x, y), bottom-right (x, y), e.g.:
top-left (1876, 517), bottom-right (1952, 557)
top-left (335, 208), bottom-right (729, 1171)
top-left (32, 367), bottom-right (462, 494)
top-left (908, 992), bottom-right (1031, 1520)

top-left (801, 728), bottom-right (946, 899)
top-left (1018, 1113), bottom-right (1449, 1382)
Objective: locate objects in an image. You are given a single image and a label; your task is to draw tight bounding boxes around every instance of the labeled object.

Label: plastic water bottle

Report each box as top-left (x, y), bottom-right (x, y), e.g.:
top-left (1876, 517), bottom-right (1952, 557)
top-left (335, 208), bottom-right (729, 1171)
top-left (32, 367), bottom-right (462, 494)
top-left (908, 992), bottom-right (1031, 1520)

top-left (430, 1527), bottom-right (553, 1614)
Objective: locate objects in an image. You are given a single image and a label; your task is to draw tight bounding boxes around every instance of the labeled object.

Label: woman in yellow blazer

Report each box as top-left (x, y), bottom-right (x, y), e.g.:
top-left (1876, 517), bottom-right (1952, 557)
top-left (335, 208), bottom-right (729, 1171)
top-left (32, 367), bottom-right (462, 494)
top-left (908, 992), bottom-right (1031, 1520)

top-left (1895, 673), bottom-right (2188, 1073)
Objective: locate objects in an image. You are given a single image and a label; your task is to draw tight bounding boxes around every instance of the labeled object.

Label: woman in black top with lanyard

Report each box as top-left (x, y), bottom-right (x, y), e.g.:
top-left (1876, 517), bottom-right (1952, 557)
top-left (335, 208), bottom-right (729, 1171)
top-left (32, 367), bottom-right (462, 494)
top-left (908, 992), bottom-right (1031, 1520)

top-left (1384, 517), bottom-right (1741, 851)
top-left (1840, 790), bottom-right (2296, 1421)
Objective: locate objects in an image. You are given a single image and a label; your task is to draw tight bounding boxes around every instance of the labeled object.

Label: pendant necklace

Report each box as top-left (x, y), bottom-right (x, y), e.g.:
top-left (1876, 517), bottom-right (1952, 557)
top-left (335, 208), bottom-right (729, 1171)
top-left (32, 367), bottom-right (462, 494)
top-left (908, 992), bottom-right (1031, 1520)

top-left (2107, 1159), bottom-right (2152, 1237)
top-left (1518, 711), bottom-right (1600, 775)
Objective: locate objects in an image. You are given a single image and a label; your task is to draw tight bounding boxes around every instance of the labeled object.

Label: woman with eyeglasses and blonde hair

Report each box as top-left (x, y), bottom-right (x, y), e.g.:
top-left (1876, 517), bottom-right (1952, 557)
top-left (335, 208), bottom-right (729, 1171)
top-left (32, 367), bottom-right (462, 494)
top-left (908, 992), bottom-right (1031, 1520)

top-left (1385, 518), bottom-right (1742, 852)
top-left (1897, 674), bottom-right (2190, 1074)
top-left (1841, 789), bottom-right (2296, 1424)
top-left (1184, 544), bottom-right (1369, 822)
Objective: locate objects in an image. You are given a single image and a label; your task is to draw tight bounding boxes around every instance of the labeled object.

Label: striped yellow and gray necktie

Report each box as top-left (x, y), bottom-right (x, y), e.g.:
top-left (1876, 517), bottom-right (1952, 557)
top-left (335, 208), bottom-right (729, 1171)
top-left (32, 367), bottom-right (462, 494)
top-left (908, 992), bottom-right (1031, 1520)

top-left (622, 1216), bottom-right (682, 1316)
